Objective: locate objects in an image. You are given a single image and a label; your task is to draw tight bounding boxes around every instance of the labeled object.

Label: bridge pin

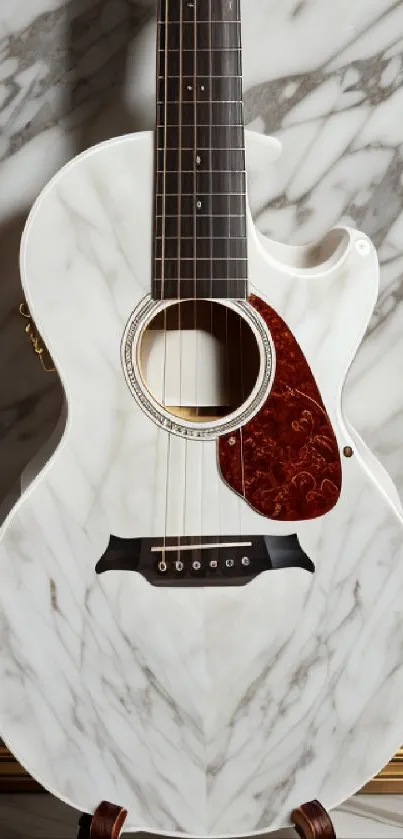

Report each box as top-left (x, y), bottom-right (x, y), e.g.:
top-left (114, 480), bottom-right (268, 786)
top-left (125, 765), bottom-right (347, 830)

top-left (157, 559), bottom-right (168, 574)
top-left (241, 556), bottom-right (250, 567)
top-left (175, 560), bottom-right (185, 573)
top-left (225, 558), bottom-right (235, 568)
top-left (209, 559), bottom-right (218, 570)
top-left (192, 560), bottom-right (202, 572)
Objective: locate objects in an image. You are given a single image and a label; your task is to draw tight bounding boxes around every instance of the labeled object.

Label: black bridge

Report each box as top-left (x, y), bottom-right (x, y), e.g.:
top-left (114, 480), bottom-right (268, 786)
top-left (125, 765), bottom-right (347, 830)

top-left (96, 534), bottom-right (314, 587)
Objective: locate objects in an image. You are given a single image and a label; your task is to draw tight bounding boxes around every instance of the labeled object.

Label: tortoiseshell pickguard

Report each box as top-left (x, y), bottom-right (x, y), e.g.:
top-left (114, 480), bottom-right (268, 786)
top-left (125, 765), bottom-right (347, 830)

top-left (218, 295), bottom-right (342, 521)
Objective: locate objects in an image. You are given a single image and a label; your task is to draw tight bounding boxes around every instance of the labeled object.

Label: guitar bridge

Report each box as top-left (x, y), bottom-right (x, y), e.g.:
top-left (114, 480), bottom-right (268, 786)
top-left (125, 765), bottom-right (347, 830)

top-left (96, 534), bottom-right (314, 587)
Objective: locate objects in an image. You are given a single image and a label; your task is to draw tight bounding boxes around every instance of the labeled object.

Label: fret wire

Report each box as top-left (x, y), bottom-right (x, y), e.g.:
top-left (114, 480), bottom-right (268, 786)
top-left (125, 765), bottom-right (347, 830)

top-left (156, 172), bottom-right (245, 175)
top-left (154, 286), bottom-right (247, 288)
top-left (155, 296), bottom-right (248, 301)
top-left (157, 81), bottom-right (243, 103)
top-left (154, 282), bottom-right (247, 285)
top-left (155, 257), bottom-right (247, 261)
top-left (158, 122), bottom-right (244, 125)
top-left (156, 169), bottom-right (245, 172)
top-left (154, 290), bottom-right (247, 292)
top-left (157, 102), bottom-right (243, 111)
top-left (157, 48), bottom-right (240, 51)
top-left (157, 100), bottom-right (240, 103)
top-left (157, 75), bottom-right (242, 78)
top-left (156, 260), bottom-right (246, 277)
top-left (158, 127), bottom-right (244, 131)
top-left (157, 214), bottom-right (246, 218)
top-left (157, 147), bottom-right (244, 150)
top-left (158, 104), bottom-right (244, 120)
top-left (157, 218), bottom-right (247, 234)
top-left (155, 276), bottom-right (247, 284)
top-left (156, 236), bottom-right (247, 239)
top-left (157, 193), bottom-right (246, 196)
top-left (158, 20), bottom-right (241, 24)
top-left (154, 288), bottom-right (248, 290)
top-left (154, 283), bottom-right (247, 287)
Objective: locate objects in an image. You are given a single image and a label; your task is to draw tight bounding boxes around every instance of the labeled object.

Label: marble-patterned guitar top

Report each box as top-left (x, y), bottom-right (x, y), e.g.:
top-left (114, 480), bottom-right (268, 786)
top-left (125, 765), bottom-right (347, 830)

top-left (1, 0), bottom-right (403, 835)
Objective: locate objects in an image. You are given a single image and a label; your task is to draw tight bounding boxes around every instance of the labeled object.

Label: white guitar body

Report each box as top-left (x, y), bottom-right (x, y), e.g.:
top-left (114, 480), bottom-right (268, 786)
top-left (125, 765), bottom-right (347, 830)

top-left (1, 130), bottom-right (403, 836)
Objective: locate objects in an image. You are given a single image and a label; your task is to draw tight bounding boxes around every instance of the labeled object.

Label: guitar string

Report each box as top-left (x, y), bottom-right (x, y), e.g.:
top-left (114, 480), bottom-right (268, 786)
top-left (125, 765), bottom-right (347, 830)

top-left (178, 0), bottom-right (186, 562)
top-left (215, 1), bottom-right (227, 551)
top-left (213, 2), bottom-right (227, 548)
top-left (208, 0), bottom-right (213, 549)
top-left (152, 1), bottom-right (165, 552)
top-left (226, 1), bottom-right (246, 544)
top-left (215, 0), bottom-right (230, 552)
top-left (193, 0), bottom-right (201, 550)
top-left (162, 0), bottom-right (170, 563)
top-left (237, 0), bottom-right (247, 511)
top-left (152, 7), bottom-right (162, 549)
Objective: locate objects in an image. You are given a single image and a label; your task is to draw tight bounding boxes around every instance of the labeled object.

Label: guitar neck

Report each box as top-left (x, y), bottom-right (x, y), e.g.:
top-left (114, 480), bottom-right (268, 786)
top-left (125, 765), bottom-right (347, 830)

top-left (153, 0), bottom-right (248, 301)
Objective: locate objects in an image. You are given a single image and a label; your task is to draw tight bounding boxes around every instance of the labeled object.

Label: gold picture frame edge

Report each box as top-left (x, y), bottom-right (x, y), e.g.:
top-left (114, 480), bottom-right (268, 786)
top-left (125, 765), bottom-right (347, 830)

top-left (0, 744), bottom-right (44, 793)
top-left (0, 743), bottom-right (402, 794)
top-left (360, 748), bottom-right (403, 794)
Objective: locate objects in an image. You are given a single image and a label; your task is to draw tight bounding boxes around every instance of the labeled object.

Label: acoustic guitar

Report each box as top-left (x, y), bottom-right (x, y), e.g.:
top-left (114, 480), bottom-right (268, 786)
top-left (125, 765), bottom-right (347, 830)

top-left (1, 0), bottom-right (403, 834)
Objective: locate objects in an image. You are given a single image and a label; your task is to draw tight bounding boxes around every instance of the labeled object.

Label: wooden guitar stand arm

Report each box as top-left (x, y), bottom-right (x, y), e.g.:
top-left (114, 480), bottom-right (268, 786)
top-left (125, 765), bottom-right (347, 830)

top-left (77, 799), bottom-right (335, 839)
top-left (292, 800), bottom-right (336, 838)
top-left (77, 802), bottom-right (128, 839)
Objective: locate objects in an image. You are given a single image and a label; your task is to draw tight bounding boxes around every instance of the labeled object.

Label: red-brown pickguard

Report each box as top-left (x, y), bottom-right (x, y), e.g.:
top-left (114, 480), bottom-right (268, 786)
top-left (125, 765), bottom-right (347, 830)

top-left (218, 295), bottom-right (342, 521)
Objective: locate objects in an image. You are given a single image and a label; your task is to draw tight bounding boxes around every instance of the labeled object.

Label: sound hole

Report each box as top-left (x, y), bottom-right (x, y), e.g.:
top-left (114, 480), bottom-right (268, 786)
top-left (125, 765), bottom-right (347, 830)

top-left (139, 300), bottom-right (261, 422)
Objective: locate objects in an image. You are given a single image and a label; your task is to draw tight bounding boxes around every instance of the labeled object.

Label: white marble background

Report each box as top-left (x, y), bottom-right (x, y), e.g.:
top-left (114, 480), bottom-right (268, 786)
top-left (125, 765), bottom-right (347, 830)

top-left (1, 0), bottom-right (403, 828)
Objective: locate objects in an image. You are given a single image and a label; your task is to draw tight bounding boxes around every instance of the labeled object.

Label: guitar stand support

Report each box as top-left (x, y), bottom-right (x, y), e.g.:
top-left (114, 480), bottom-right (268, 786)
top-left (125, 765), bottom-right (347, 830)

top-left (77, 802), bottom-right (128, 839)
top-left (292, 801), bottom-right (336, 838)
top-left (77, 798), bottom-right (336, 839)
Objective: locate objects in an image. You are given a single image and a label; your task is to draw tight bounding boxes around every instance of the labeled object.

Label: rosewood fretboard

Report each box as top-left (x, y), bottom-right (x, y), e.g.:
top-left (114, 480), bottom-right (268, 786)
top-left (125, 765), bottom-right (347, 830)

top-left (153, 0), bottom-right (247, 300)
